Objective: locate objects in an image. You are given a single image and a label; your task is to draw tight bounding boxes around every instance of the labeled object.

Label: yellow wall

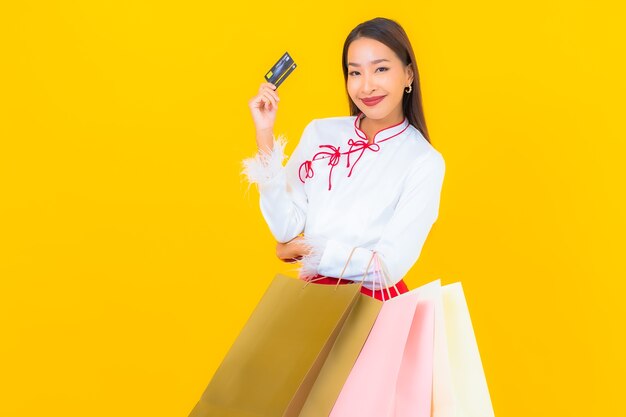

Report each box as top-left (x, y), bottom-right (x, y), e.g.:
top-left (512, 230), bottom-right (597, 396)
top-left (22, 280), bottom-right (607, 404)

top-left (1, 1), bottom-right (624, 415)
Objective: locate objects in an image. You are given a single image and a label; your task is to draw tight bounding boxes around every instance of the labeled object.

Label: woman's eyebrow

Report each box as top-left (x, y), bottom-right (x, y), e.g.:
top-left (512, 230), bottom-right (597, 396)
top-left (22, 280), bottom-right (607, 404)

top-left (348, 58), bottom-right (390, 67)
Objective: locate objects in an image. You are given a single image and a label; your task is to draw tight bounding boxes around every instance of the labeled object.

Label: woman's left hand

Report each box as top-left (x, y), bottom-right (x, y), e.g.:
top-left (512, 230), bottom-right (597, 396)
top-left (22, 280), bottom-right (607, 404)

top-left (276, 235), bottom-right (311, 262)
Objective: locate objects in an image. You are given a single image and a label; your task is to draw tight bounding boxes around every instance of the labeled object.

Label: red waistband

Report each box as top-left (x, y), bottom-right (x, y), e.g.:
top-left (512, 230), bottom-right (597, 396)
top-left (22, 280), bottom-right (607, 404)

top-left (307, 274), bottom-right (409, 301)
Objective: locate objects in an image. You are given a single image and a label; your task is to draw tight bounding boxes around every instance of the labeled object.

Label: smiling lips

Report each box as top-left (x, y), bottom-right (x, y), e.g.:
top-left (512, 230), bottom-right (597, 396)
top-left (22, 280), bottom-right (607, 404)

top-left (361, 95), bottom-right (386, 106)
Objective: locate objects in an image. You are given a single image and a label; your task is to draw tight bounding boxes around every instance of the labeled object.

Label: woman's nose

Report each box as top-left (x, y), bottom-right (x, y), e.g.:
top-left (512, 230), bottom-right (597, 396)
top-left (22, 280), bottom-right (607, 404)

top-left (361, 73), bottom-right (375, 94)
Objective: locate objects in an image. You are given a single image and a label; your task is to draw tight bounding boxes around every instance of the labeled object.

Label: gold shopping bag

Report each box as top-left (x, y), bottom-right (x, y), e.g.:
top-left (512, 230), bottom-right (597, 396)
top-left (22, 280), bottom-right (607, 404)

top-left (188, 249), bottom-right (379, 417)
top-left (298, 282), bottom-right (382, 417)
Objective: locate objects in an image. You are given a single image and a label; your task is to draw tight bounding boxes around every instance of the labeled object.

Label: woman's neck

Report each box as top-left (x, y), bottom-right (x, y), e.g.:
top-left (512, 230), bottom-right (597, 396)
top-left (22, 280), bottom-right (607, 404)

top-left (359, 112), bottom-right (404, 144)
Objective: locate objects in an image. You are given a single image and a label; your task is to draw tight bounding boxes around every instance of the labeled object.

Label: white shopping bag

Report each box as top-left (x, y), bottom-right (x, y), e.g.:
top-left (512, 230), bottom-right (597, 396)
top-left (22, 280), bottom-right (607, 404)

top-left (436, 282), bottom-right (495, 417)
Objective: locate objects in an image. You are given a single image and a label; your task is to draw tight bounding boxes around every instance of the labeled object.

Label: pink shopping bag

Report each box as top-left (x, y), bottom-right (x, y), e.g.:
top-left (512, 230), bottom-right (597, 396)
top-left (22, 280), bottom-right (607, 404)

top-left (329, 257), bottom-right (438, 417)
top-left (380, 255), bottom-right (439, 417)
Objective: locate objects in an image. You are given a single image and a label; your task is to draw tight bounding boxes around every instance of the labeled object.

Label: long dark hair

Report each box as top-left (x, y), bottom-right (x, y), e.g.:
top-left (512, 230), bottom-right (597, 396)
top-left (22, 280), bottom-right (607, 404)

top-left (342, 17), bottom-right (431, 143)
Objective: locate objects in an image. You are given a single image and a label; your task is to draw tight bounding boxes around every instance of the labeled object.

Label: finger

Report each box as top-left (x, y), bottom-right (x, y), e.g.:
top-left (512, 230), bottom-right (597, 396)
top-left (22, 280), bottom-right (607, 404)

top-left (266, 91), bottom-right (278, 106)
top-left (258, 95), bottom-right (270, 111)
top-left (260, 86), bottom-right (280, 103)
top-left (253, 95), bottom-right (268, 109)
top-left (269, 90), bottom-right (280, 102)
top-left (262, 92), bottom-right (277, 108)
top-left (263, 91), bottom-right (276, 104)
top-left (259, 82), bottom-right (277, 93)
top-left (282, 258), bottom-right (300, 264)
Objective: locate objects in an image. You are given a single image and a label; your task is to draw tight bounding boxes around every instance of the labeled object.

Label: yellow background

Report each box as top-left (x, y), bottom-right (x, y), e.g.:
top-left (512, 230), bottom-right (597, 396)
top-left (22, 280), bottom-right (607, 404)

top-left (1, 1), bottom-right (624, 416)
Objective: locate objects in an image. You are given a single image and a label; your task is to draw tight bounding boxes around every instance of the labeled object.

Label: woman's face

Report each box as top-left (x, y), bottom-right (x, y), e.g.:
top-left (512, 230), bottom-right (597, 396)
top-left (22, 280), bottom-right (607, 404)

top-left (346, 37), bottom-right (413, 122)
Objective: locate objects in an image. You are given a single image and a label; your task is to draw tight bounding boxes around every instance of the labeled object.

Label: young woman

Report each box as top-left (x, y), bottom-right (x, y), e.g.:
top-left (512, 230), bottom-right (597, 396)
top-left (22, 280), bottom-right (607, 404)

top-left (242, 17), bottom-right (445, 301)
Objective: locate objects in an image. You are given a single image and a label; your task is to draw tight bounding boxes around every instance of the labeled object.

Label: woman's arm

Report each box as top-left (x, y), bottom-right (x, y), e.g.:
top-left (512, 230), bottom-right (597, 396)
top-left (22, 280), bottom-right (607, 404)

top-left (298, 149), bottom-right (446, 288)
top-left (241, 120), bottom-right (316, 243)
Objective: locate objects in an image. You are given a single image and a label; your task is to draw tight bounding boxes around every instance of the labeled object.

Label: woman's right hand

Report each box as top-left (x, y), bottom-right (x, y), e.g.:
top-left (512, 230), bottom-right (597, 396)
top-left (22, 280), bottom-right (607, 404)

top-left (248, 82), bottom-right (280, 132)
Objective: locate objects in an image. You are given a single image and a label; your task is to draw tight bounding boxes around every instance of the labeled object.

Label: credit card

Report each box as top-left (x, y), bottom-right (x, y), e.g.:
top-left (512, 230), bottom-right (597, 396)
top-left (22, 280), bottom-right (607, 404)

top-left (264, 51), bottom-right (297, 89)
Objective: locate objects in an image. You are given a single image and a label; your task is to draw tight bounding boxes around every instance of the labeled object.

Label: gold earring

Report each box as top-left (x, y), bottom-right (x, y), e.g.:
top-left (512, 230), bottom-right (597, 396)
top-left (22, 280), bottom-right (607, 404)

top-left (405, 84), bottom-right (412, 93)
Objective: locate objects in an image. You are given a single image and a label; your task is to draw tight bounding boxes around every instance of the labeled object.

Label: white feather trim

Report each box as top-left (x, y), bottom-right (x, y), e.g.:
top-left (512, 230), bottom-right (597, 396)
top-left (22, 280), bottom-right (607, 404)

top-left (240, 134), bottom-right (288, 186)
top-left (297, 234), bottom-right (328, 280)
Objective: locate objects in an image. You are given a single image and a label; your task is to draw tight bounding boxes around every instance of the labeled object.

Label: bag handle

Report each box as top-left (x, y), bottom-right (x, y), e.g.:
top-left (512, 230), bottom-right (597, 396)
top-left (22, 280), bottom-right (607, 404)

top-left (303, 248), bottom-right (401, 300)
top-left (371, 251), bottom-right (402, 301)
top-left (302, 247), bottom-right (376, 291)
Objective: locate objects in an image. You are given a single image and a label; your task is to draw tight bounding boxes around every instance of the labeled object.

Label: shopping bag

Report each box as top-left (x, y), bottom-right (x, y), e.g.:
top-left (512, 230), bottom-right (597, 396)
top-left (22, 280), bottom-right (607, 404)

top-left (329, 254), bottom-right (438, 417)
top-left (431, 279), bottom-right (456, 417)
top-left (394, 280), bottom-right (438, 417)
top-left (370, 259), bottom-right (494, 417)
top-left (440, 283), bottom-right (495, 417)
top-left (188, 250), bottom-right (379, 417)
top-left (298, 285), bottom-right (382, 417)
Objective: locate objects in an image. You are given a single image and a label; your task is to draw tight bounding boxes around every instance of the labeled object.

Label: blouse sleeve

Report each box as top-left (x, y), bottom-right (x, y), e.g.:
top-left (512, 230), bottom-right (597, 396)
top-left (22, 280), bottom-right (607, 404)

top-left (299, 149), bottom-right (446, 289)
top-left (240, 120), bottom-right (315, 243)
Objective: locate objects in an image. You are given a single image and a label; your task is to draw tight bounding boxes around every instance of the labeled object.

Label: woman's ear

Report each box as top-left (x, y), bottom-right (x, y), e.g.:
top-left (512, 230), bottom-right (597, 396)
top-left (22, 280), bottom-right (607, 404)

top-left (406, 63), bottom-right (414, 85)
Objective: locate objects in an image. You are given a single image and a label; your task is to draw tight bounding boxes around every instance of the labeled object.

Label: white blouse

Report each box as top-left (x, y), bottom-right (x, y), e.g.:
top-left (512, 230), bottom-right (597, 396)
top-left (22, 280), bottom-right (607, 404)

top-left (241, 112), bottom-right (446, 290)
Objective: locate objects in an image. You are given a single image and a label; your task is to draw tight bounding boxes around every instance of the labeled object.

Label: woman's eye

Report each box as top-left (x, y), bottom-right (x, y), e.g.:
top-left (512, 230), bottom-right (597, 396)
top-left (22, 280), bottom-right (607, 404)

top-left (349, 67), bottom-right (388, 76)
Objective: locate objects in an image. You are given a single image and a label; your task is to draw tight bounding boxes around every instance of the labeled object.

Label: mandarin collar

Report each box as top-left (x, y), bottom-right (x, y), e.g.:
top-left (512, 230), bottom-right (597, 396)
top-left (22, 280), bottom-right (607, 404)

top-left (353, 112), bottom-right (410, 143)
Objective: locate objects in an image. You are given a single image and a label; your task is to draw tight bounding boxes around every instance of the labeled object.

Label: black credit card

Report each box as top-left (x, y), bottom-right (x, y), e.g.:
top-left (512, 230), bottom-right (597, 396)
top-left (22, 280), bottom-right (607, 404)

top-left (264, 51), bottom-right (297, 89)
